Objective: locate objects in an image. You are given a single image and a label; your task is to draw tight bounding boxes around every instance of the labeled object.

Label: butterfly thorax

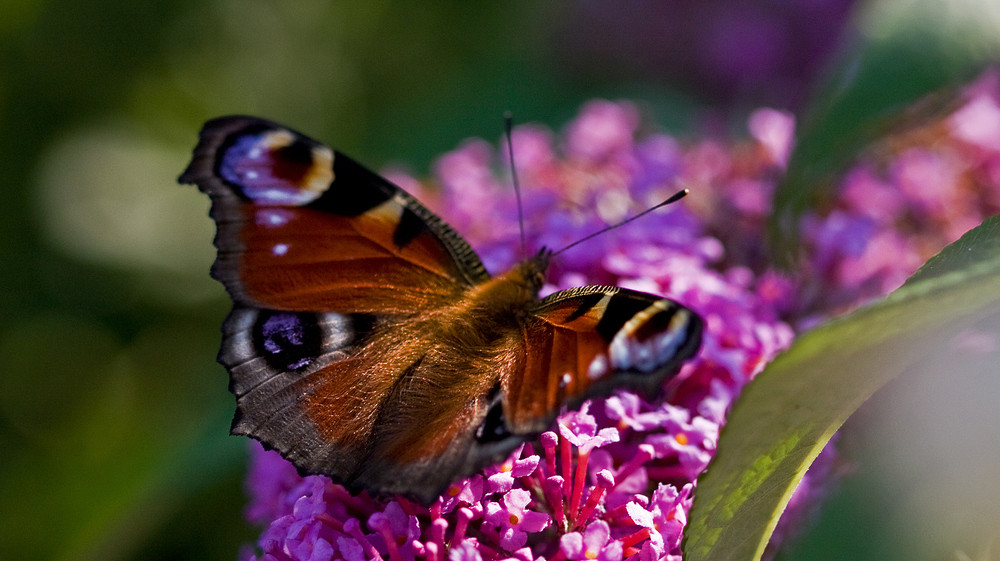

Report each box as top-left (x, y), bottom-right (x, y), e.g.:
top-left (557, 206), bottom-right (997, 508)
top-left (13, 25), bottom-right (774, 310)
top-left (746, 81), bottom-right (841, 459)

top-left (460, 251), bottom-right (550, 323)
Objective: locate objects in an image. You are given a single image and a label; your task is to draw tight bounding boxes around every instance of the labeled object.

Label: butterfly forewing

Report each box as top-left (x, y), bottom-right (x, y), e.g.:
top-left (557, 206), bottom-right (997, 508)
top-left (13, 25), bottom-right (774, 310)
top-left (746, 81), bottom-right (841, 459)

top-left (180, 116), bottom-right (489, 315)
top-left (504, 286), bottom-right (703, 433)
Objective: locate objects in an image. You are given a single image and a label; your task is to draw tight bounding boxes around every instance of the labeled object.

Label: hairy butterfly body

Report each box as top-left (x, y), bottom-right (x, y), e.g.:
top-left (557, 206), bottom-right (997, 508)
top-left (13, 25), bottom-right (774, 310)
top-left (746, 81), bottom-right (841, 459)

top-left (180, 116), bottom-right (702, 504)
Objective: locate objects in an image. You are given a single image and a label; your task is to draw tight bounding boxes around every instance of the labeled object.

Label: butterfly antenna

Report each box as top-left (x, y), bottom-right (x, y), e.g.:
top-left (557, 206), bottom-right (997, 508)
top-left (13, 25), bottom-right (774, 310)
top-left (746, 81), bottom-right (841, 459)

top-left (504, 112), bottom-right (528, 258)
top-left (551, 189), bottom-right (690, 257)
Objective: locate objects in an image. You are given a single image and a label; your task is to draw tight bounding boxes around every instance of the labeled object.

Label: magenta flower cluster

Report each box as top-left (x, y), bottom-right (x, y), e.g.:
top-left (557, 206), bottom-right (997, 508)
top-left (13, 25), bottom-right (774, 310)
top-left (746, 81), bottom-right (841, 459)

top-left (240, 70), bottom-right (1000, 561)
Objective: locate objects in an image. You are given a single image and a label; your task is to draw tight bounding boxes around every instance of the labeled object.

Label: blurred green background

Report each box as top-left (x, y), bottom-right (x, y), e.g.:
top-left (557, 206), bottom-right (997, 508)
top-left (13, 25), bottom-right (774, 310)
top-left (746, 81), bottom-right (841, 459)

top-left (2, 2), bottom-right (998, 560)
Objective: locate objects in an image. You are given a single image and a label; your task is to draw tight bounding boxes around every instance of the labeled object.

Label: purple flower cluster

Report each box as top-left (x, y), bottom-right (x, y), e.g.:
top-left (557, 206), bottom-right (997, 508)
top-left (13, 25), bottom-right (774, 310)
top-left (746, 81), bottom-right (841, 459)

top-left (240, 70), bottom-right (1000, 561)
top-left (690, 71), bottom-right (1000, 322)
top-left (794, 71), bottom-right (1000, 319)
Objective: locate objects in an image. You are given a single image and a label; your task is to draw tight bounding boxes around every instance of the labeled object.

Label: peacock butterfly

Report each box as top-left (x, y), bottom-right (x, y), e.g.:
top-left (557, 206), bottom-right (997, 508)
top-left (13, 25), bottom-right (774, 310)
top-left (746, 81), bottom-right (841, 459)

top-left (180, 116), bottom-right (703, 504)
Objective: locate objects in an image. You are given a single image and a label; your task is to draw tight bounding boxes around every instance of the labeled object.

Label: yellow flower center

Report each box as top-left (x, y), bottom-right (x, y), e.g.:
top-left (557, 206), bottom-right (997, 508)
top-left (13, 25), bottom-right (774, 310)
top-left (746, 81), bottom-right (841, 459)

top-left (509, 514), bottom-right (520, 525)
top-left (675, 432), bottom-right (689, 446)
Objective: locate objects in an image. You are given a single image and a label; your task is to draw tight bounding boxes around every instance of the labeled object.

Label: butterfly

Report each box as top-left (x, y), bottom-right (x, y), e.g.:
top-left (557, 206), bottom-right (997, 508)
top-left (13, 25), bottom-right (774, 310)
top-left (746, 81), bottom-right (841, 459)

top-left (180, 116), bottom-right (703, 505)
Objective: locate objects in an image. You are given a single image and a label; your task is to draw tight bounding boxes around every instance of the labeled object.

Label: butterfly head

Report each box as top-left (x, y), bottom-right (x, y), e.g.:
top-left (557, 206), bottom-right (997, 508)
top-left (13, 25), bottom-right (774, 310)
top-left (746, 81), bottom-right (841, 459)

top-left (519, 248), bottom-right (553, 293)
top-left (474, 248), bottom-right (551, 317)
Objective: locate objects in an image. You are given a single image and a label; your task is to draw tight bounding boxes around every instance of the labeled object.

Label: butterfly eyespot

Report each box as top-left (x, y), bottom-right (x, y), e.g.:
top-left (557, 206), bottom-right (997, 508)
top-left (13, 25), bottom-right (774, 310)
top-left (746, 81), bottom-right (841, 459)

top-left (253, 310), bottom-right (322, 371)
top-left (220, 129), bottom-right (333, 206)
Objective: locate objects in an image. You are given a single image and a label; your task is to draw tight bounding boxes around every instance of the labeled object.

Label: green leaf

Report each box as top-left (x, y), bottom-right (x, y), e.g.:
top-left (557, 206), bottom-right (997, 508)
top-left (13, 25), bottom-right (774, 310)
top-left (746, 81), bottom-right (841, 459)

top-left (684, 213), bottom-right (1000, 561)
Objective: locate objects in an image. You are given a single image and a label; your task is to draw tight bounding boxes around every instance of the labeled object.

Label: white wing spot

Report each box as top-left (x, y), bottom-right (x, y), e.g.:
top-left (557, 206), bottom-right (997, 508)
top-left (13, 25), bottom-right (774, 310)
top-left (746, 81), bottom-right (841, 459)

top-left (560, 372), bottom-right (573, 389)
top-left (587, 354), bottom-right (609, 379)
top-left (256, 208), bottom-right (293, 227)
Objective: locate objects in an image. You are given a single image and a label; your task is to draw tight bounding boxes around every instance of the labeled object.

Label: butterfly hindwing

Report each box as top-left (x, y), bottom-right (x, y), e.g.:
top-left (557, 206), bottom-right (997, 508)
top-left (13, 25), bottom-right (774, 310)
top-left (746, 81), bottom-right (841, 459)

top-left (220, 306), bottom-right (385, 479)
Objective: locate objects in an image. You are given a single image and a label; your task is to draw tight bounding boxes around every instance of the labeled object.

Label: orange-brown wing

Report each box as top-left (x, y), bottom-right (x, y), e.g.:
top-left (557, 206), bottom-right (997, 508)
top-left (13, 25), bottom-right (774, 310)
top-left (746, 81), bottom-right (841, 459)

top-left (503, 286), bottom-right (703, 433)
top-left (179, 116), bottom-right (489, 315)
